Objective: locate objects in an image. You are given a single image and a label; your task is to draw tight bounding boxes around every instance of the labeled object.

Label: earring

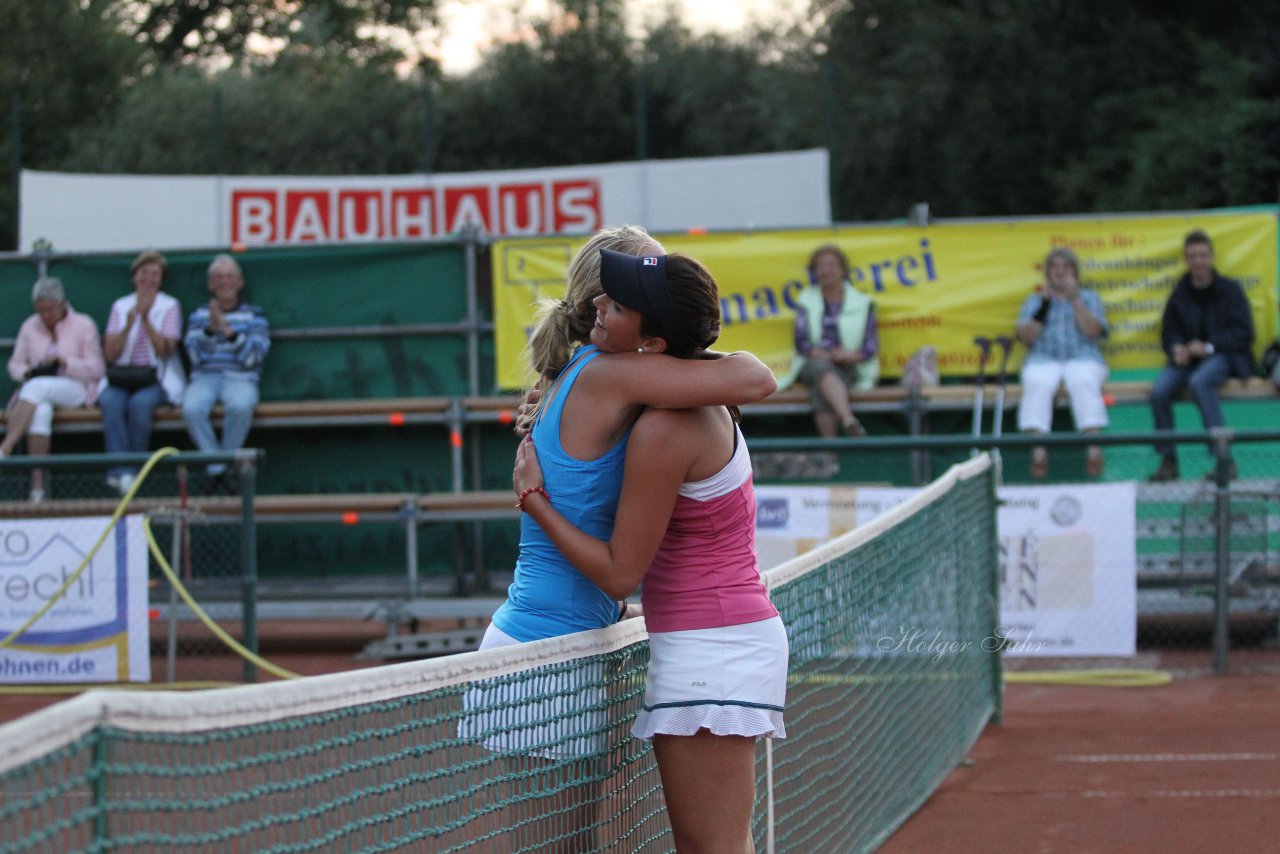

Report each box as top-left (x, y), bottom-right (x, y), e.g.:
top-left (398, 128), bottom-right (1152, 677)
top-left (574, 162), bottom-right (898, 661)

top-left (637, 348), bottom-right (644, 353)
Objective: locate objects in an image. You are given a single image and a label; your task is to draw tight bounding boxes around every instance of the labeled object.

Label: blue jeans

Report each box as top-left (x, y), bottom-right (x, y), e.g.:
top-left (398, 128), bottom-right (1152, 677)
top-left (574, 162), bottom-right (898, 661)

top-left (182, 372), bottom-right (259, 474)
top-left (1148, 354), bottom-right (1232, 458)
top-left (99, 382), bottom-right (167, 478)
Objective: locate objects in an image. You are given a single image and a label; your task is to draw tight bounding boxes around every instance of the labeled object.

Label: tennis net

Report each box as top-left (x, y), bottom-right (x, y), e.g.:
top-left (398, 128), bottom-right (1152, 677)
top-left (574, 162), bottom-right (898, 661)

top-left (0, 455), bottom-right (999, 853)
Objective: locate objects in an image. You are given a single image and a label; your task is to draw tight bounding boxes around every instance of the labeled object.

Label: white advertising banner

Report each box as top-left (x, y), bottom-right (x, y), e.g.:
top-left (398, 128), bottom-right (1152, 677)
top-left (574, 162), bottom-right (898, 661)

top-left (19, 149), bottom-right (830, 252)
top-left (0, 516), bottom-right (150, 683)
top-left (994, 482), bottom-right (1137, 657)
top-left (756, 481), bottom-right (1137, 657)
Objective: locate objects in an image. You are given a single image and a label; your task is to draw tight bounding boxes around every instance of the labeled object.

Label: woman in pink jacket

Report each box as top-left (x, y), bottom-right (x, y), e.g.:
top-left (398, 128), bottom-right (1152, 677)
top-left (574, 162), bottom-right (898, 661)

top-left (2, 276), bottom-right (105, 501)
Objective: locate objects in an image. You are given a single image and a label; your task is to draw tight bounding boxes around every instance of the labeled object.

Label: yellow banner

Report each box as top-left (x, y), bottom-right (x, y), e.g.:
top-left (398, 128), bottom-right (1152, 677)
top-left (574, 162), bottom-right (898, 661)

top-left (493, 211), bottom-right (1278, 389)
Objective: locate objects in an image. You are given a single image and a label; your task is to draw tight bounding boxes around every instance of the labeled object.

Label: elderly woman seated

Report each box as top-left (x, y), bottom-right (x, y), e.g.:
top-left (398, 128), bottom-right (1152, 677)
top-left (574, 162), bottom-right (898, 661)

top-left (2, 276), bottom-right (105, 501)
top-left (781, 244), bottom-right (881, 437)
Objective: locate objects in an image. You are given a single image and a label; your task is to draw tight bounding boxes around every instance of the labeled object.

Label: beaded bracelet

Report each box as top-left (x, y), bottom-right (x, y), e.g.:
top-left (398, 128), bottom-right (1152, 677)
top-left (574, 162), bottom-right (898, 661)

top-left (516, 485), bottom-right (549, 511)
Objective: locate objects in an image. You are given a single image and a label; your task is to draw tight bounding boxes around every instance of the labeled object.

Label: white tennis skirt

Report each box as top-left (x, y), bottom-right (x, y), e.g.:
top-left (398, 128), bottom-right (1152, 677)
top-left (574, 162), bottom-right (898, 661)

top-left (633, 616), bottom-right (788, 741)
top-left (457, 623), bottom-right (608, 760)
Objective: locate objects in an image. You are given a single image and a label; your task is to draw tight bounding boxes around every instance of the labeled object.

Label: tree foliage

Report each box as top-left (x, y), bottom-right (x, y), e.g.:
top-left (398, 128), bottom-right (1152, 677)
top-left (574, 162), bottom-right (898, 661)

top-left (117, 0), bottom-right (439, 65)
top-left (4, 0), bottom-right (1280, 250)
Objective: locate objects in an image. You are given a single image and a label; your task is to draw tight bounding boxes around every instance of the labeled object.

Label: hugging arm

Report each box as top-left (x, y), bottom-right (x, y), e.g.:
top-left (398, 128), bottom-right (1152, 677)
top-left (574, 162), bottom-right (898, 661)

top-left (606, 350), bottom-right (777, 409)
top-left (514, 413), bottom-right (686, 599)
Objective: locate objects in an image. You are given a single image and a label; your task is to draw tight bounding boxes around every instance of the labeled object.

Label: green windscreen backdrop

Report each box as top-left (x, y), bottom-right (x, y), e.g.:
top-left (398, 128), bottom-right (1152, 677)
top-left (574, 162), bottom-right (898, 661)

top-left (0, 242), bottom-right (511, 582)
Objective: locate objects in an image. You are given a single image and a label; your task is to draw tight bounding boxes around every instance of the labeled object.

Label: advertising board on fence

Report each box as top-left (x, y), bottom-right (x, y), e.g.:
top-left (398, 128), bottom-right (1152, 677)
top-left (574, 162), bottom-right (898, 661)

top-left (0, 517), bottom-right (150, 683)
top-left (755, 481), bottom-right (1137, 657)
top-left (20, 149), bottom-right (829, 252)
top-left (493, 208), bottom-right (1277, 388)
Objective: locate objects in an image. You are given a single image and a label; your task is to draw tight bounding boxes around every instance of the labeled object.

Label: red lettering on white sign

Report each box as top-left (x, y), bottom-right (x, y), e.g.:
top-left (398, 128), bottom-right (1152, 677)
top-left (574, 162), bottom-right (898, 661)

top-left (232, 191), bottom-right (276, 244)
top-left (498, 183), bottom-right (545, 235)
top-left (444, 186), bottom-right (492, 234)
top-left (285, 191), bottom-right (331, 242)
top-left (553, 180), bottom-right (601, 232)
top-left (390, 189), bottom-right (436, 238)
top-left (338, 190), bottom-right (383, 240)
top-left (230, 177), bottom-right (601, 243)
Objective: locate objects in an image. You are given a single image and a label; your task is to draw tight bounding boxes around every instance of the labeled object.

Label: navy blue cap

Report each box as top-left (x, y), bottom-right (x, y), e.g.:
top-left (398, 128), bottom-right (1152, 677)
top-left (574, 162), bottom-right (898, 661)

top-left (599, 249), bottom-right (694, 353)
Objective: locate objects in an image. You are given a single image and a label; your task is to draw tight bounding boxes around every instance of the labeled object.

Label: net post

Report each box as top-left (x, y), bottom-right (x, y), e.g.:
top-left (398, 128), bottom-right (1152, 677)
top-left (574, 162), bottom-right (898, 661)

top-left (984, 454), bottom-right (1005, 725)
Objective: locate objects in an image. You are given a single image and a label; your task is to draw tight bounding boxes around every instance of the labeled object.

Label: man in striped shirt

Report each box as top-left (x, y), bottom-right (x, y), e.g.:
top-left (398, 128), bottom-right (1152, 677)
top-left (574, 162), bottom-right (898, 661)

top-left (182, 254), bottom-right (271, 490)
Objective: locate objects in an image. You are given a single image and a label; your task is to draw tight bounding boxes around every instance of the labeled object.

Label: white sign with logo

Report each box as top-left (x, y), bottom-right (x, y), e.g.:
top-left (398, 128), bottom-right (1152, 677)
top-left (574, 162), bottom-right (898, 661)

top-left (20, 149), bottom-right (829, 252)
top-left (756, 482), bottom-right (1137, 657)
top-left (0, 517), bottom-right (150, 683)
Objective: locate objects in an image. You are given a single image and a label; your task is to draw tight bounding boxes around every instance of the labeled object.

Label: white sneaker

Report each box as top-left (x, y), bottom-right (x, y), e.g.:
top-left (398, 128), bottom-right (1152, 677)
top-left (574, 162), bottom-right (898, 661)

top-left (27, 488), bottom-right (44, 503)
top-left (116, 473), bottom-right (135, 496)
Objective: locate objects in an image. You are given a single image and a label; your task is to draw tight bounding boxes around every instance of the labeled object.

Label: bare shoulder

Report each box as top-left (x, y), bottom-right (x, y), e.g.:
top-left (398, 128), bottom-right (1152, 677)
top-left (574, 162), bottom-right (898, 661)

top-left (632, 406), bottom-right (729, 444)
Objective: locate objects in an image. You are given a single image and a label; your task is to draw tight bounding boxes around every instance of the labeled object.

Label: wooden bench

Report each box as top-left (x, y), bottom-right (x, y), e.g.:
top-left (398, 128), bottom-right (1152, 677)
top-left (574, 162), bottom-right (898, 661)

top-left (6, 377), bottom-right (1270, 437)
top-left (0, 397), bottom-right (460, 434)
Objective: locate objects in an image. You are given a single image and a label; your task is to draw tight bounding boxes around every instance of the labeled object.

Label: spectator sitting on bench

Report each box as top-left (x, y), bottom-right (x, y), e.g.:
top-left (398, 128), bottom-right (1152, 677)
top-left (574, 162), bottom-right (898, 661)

top-left (100, 250), bottom-right (186, 495)
top-left (1, 276), bottom-right (105, 501)
top-left (1148, 229), bottom-right (1255, 483)
top-left (1014, 247), bottom-right (1109, 479)
top-left (182, 254), bottom-right (271, 492)
top-left (780, 244), bottom-right (881, 437)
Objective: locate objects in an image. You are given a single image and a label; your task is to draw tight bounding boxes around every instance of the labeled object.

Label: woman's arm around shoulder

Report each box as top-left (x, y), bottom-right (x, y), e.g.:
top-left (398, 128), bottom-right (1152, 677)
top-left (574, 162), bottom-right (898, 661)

top-left (589, 350), bottom-right (777, 410)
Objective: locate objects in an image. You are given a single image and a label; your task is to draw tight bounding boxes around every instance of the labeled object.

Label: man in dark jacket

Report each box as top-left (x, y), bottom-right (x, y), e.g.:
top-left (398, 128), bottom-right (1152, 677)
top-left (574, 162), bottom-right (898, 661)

top-left (1148, 229), bottom-right (1255, 482)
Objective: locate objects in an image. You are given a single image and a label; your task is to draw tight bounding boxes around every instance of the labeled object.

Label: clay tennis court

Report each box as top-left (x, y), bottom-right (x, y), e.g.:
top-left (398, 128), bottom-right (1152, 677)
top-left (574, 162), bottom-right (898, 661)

top-left (881, 648), bottom-right (1280, 853)
top-left (1, 625), bottom-right (1277, 852)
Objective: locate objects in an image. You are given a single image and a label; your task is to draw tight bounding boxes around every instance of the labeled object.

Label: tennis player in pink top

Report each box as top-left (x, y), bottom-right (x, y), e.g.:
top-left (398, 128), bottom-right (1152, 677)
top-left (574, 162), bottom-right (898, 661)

top-left (514, 249), bottom-right (788, 853)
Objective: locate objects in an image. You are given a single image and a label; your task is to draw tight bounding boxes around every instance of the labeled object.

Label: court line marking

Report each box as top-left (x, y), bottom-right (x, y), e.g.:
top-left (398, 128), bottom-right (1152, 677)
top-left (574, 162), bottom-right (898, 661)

top-left (1073, 789), bottom-right (1280, 799)
top-left (1055, 752), bottom-right (1278, 763)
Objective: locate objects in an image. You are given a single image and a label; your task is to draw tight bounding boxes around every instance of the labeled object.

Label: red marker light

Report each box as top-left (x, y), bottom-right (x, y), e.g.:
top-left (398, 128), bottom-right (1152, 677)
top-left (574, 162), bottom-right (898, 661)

top-left (387, 412), bottom-right (406, 426)
top-left (342, 512), bottom-right (359, 525)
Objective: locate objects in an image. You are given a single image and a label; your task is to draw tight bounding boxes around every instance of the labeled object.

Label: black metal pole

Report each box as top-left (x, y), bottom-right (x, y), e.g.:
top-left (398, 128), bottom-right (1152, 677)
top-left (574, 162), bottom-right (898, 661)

top-left (1211, 429), bottom-right (1232, 675)
top-left (633, 49), bottom-right (648, 161)
top-left (239, 453), bottom-right (258, 683)
top-left (420, 80), bottom-right (435, 175)
top-left (10, 91), bottom-right (21, 252)
top-left (822, 53), bottom-right (838, 219)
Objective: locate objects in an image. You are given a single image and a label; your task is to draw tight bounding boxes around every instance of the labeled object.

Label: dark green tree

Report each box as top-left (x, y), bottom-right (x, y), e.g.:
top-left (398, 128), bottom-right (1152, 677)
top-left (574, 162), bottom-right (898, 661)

top-left (117, 0), bottom-right (439, 65)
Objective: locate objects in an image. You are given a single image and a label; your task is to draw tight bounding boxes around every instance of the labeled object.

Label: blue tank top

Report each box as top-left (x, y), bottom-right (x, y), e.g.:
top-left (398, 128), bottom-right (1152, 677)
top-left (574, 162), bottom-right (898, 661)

top-left (491, 346), bottom-right (629, 641)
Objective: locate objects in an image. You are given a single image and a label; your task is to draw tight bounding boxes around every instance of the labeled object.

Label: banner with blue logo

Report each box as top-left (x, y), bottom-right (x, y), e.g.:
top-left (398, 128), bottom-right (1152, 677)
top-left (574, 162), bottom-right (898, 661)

top-left (755, 482), bottom-right (1136, 657)
top-left (0, 516), bottom-right (150, 683)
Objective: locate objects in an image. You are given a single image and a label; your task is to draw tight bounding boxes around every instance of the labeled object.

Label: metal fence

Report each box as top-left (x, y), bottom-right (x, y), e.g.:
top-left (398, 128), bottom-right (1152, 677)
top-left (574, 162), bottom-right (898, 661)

top-left (0, 449), bottom-right (260, 684)
top-left (2, 428), bottom-right (1276, 688)
top-left (751, 427), bottom-right (1280, 674)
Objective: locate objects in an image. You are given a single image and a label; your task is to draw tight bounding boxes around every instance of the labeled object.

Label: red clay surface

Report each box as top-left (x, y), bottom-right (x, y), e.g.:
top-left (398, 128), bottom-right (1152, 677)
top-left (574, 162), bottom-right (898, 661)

top-left (880, 648), bottom-right (1280, 854)
top-left (2, 625), bottom-right (1278, 854)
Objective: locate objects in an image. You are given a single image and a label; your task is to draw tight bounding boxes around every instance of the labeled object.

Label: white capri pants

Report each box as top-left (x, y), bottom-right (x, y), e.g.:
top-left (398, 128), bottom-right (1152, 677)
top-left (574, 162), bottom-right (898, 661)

top-left (17, 376), bottom-right (87, 436)
top-left (1017, 359), bottom-right (1109, 433)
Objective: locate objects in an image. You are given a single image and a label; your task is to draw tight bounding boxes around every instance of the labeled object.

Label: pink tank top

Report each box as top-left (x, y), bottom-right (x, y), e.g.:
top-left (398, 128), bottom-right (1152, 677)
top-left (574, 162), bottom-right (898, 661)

top-left (640, 423), bottom-right (779, 634)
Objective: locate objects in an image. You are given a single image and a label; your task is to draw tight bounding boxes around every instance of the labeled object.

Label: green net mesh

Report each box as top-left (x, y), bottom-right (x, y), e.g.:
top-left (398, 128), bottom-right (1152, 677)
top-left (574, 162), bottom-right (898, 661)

top-left (0, 457), bottom-right (999, 854)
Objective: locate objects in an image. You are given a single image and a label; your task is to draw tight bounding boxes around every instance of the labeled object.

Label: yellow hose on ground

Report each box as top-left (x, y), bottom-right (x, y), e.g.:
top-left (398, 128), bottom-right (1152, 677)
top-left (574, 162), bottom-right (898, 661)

top-left (1004, 668), bottom-right (1173, 687)
top-left (141, 513), bottom-right (300, 680)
